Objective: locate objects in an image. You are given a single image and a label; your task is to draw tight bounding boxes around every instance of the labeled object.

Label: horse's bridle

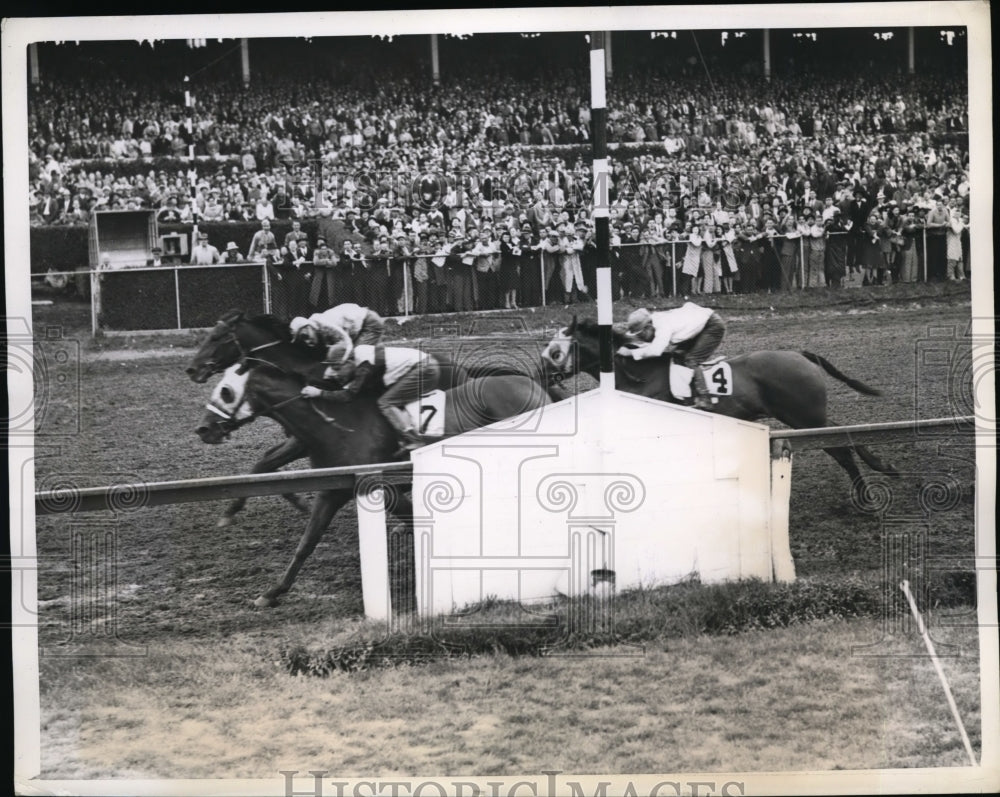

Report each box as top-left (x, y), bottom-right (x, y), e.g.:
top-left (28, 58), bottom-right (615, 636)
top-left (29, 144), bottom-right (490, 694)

top-left (208, 316), bottom-right (284, 377)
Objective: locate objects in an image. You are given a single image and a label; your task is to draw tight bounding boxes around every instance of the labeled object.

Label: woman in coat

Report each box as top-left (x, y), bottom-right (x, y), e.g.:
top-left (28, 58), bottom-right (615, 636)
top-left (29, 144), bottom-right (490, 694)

top-left (680, 224), bottom-right (703, 295)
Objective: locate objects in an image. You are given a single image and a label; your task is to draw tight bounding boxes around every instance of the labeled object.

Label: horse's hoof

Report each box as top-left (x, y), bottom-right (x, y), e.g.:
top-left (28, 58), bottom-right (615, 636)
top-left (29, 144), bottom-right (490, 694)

top-left (217, 516), bottom-right (234, 528)
top-left (253, 595), bottom-right (279, 609)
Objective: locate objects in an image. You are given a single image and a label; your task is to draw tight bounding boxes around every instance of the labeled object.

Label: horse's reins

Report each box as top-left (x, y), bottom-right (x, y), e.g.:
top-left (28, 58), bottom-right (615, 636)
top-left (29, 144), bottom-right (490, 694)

top-left (210, 319), bottom-right (356, 434)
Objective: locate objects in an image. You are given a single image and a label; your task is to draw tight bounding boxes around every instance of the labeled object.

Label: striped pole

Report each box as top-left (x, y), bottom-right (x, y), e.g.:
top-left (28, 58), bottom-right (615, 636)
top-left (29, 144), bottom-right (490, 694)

top-left (590, 31), bottom-right (614, 391)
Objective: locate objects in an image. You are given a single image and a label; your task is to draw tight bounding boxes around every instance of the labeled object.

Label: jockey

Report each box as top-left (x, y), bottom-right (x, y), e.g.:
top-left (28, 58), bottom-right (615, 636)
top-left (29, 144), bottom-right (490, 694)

top-left (301, 342), bottom-right (440, 453)
top-left (289, 303), bottom-right (385, 363)
top-left (622, 302), bottom-right (726, 410)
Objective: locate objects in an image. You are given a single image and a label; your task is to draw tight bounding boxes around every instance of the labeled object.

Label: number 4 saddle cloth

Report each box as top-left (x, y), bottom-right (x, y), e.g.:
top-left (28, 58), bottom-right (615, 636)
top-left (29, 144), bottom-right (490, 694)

top-left (669, 357), bottom-right (732, 402)
top-left (403, 390), bottom-right (447, 439)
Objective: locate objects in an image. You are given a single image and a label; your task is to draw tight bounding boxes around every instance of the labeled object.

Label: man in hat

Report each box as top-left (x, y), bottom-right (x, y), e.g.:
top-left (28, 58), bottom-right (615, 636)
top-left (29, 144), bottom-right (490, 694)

top-left (146, 246), bottom-right (165, 267)
top-left (284, 219), bottom-right (309, 251)
top-left (310, 235), bottom-right (338, 308)
top-left (190, 232), bottom-right (220, 265)
top-left (202, 189), bottom-right (226, 221)
top-left (621, 302), bottom-right (726, 410)
top-left (300, 340), bottom-right (440, 454)
top-left (220, 241), bottom-right (245, 264)
top-left (156, 194), bottom-right (183, 225)
top-left (247, 219), bottom-right (277, 262)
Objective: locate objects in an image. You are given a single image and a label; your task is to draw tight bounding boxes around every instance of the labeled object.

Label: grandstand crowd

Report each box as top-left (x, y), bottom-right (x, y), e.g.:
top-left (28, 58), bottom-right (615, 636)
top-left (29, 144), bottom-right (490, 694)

top-left (28, 52), bottom-right (971, 307)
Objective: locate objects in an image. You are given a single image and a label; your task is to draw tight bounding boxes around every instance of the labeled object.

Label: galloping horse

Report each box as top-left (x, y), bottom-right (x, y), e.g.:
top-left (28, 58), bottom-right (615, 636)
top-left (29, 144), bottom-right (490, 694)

top-left (187, 312), bottom-right (550, 608)
top-left (541, 317), bottom-right (898, 488)
top-left (192, 311), bottom-right (542, 528)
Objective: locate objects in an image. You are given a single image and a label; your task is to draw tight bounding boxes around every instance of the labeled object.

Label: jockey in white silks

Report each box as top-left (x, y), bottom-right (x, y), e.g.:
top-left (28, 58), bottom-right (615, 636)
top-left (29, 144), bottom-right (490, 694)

top-left (289, 303), bottom-right (385, 363)
top-left (621, 302), bottom-right (726, 410)
top-left (300, 342), bottom-right (440, 453)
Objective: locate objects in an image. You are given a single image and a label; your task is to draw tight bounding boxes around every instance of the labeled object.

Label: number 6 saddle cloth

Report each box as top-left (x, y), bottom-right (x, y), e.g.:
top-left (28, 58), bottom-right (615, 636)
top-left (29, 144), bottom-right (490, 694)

top-left (669, 357), bottom-right (732, 402)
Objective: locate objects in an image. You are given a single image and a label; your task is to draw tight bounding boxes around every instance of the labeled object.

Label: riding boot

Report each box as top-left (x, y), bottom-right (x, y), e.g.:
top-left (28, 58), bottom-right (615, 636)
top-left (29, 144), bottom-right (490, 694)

top-left (690, 366), bottom-right (713, 410)
top-left (381, 405), bottom-right (424, 453)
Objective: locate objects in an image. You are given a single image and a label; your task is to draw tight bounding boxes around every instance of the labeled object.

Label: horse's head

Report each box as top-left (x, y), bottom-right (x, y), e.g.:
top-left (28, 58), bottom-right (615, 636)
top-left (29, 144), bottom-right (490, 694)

top-left (541, 316), bottom-right (601, 380)
top-left (195, 365), bottom-right (255, 444)
top-left (186, 311), bottom-right (291, 383)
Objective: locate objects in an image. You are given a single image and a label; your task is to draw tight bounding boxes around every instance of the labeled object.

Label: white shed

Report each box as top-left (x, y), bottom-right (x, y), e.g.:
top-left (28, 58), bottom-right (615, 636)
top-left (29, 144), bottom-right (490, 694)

top-left (410, 388), bottom-right (790, 617)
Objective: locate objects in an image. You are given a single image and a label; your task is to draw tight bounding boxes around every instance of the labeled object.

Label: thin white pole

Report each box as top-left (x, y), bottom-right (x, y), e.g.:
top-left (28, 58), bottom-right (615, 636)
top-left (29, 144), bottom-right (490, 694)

top-left (356, 479), bottom-right (391, 621)
top-left (763, 29), bottom-right (771, 82)
top-left (922, 227), bottom-right (928, 282)
top-left (241, 38), bottom-right (250, 86)
top-left (174, 267), bottom-right (182, 329)
top-left (430, 34), bottom-right (440, 84)
top-left (900, 580), bottom-right (977, 766)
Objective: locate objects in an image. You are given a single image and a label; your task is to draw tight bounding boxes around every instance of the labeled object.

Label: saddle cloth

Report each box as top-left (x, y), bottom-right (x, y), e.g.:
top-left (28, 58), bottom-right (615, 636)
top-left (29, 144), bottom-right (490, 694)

top-left (669, 360), bottom-right (733, 400)
top-left (404, 390), bottom-right (447, 438)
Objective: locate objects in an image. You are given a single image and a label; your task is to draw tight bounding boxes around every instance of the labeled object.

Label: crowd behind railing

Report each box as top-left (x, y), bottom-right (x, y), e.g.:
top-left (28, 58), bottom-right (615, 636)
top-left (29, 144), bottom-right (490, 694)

top-left (30, 63), bottom-right (972, 326)
top-left (79, 195), bottom-right (969, 331)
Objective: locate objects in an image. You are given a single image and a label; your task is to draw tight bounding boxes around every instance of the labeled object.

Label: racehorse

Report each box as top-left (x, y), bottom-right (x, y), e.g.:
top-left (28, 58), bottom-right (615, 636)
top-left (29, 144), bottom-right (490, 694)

top-left (541, 317), bottom-right (899, 488)
top-left (187, 312), bottom-right (551, 608)
top-left (192, 311), bottom-right (545, 528)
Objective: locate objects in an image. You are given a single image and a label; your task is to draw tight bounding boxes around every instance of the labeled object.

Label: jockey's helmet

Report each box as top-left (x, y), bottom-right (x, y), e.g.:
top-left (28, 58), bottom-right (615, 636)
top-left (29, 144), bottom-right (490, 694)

top-left (289, 316), bottom-right (311, 337)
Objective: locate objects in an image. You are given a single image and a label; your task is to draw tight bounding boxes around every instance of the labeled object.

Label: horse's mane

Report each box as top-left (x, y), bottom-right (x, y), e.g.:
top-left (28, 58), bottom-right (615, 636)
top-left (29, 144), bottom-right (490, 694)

top-left (245, 313), bottom-right (294, 342)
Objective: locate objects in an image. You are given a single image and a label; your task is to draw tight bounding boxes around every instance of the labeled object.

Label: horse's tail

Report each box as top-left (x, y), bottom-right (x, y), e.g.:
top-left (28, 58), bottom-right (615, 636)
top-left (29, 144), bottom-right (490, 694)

top-left (801, 351), bottom-right (883, 397)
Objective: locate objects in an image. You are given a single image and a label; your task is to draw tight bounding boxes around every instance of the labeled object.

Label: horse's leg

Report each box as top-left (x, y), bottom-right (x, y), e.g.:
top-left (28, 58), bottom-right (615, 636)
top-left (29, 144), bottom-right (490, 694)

top-left (854, 444), bottom-right (900, 477)
top-left (254, 488), bottom-right (352, 608)
top-left (822, 446), bottom-right (865, 488)
top-left (218, 437), bottom-right (310, 527)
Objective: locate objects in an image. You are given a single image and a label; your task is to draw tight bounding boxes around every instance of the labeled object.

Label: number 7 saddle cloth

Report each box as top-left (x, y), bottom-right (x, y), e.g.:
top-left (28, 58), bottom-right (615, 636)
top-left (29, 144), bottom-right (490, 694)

top-left (403, 390), bottom-right (447, 438)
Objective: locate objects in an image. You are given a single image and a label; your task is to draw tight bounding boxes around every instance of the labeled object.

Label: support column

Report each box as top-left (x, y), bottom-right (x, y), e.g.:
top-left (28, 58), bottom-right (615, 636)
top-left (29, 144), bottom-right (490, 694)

top-left (763, 28), bottom-right (771, 81)
top-left (605, 31), bottom-right (613, 78)
top-left (769, 439), bottom-right (796, 583)
top-left (908, 26), bottom-right (915, 74)
top-left (430, 33), bottom-right (440, 85)
top-left (29, 42), bottom-right (40, 85)
top-left (590, 31), bottom-right (613, 391)
top-left (240, 38), bottom-right (250, 86)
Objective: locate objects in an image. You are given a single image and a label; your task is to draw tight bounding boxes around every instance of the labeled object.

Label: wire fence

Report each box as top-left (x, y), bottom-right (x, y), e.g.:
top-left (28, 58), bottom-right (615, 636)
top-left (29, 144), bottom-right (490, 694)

top-left (39, 229), bottom-right (966, 333)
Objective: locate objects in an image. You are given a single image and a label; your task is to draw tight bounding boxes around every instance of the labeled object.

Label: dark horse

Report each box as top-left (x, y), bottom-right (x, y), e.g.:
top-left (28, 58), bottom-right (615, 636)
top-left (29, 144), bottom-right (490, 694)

top-left (196, 314), bottom-right (543, 528)
top-left (187, 312), bottom-right (550, 607)
top-left (541, 317), bottom-right (898, 487)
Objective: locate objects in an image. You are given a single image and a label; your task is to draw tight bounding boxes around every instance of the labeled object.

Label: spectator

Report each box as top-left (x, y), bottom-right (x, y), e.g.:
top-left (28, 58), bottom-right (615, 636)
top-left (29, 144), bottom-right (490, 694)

top-left (190, 232), bottom-right (220, 265)
top-left (310, 235), bottom-right (338, 308)
top-left (247, 219), bottom-right (277, 261)
top-left (220, 241), bottom-right (245, 264)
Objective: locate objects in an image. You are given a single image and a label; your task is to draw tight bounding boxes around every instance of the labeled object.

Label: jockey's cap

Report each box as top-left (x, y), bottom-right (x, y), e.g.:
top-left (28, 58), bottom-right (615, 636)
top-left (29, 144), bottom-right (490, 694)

top-left (289, 316), bottom-right (312, 337)
top-left (626, 308), bottom-right (653, 335)
top-left (326, 342), bottom-right (351, 364)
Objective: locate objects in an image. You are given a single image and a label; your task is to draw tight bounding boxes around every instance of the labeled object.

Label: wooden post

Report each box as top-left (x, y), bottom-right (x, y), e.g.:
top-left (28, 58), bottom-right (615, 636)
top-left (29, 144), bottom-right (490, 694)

top-left (355, 475), bottom-right (391, 620)
top-left (769, 438), bottom-right (796, 582)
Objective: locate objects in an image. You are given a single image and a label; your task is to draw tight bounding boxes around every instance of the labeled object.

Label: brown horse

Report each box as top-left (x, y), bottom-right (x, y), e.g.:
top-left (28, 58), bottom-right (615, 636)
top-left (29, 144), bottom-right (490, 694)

top-left (188, 313), bottom-right (550, 608)
top-left (192, 311), bottom-right (543, 528)
top-left (541, 317), bottom-right (899, 488)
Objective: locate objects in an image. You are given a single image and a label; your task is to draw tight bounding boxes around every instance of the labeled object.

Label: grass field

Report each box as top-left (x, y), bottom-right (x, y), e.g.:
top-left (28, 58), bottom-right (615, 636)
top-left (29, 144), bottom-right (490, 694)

top-left (29, 283), bottom-right (986, 777)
